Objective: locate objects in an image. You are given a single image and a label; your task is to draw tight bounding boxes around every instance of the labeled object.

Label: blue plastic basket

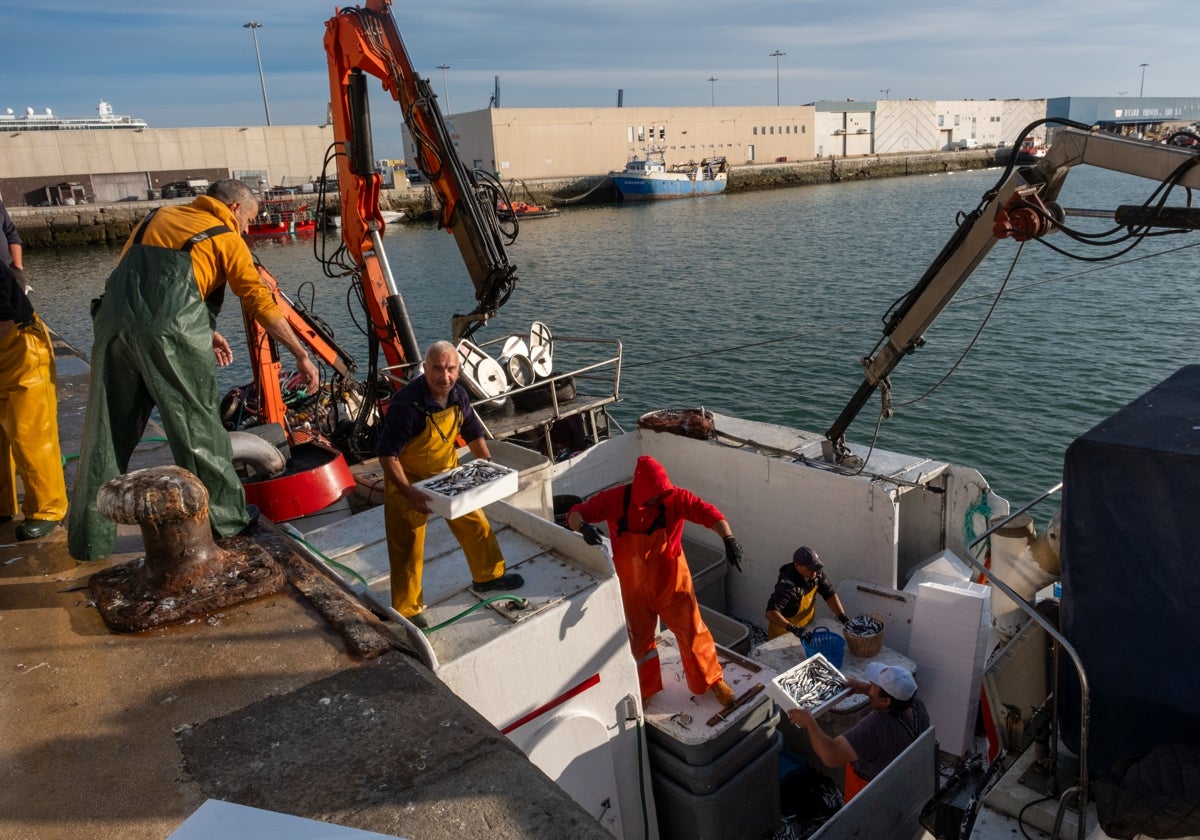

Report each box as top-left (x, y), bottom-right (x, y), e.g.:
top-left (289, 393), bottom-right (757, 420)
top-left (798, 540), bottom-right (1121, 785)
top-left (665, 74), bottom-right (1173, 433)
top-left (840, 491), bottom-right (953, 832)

top-left (801, 627), bottom-right (846, 669)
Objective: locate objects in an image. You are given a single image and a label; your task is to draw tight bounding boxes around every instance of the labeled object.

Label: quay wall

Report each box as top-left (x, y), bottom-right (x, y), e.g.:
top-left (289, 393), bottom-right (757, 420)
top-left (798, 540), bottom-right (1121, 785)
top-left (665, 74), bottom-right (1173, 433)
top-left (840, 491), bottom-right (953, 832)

top-left (10, 150), bottom-right (997, 250)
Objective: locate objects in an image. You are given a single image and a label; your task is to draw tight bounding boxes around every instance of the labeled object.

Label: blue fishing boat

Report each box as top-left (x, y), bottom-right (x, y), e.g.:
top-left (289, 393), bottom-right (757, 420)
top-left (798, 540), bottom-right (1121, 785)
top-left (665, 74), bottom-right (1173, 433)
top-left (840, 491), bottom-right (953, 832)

top-left (611, 147), bottom-right (728, 201)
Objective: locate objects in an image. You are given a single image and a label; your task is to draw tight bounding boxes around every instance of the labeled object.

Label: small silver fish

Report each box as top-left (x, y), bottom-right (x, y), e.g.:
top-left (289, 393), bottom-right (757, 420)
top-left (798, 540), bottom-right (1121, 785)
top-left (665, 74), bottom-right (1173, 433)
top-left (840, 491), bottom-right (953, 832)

top-left (423, 462), bottom-right (509, 496)
top-left (844, 614), bottom-right (884, 637)
top-left (778, 657), bottom-right (846, 710)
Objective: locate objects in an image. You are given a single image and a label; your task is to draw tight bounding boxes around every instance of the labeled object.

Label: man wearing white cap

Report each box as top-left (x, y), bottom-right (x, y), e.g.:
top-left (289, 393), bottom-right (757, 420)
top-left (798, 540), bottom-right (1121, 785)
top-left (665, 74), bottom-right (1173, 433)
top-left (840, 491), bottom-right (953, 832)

top-left (787, 661), bottom-right (930, 802)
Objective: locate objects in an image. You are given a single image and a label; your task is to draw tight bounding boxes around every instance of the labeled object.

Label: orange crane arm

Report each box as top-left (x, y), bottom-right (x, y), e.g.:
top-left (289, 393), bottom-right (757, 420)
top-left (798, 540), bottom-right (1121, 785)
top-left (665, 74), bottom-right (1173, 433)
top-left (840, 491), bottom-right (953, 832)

top-left (324, 0), bottom-right (519, 372)
top-left (243, 262), bottom-right (357, 441)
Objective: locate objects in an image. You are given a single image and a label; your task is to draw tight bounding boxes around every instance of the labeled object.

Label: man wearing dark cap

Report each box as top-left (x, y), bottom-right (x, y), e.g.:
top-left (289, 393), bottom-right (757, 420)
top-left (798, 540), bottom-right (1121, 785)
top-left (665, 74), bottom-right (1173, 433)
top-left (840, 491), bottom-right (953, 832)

top-left (788, 662), bottom-right (930, 801)
top-left (764, 546), bottom-right (849, 639)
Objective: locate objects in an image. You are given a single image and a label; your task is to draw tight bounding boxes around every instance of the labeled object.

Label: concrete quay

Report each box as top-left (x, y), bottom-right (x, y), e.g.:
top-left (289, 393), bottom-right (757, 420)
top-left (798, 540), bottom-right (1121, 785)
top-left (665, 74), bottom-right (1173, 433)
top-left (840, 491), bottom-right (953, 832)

top-left (0, 337), bottom-right (611, 840)
top-left (10, 150), bottom-right (997, 250)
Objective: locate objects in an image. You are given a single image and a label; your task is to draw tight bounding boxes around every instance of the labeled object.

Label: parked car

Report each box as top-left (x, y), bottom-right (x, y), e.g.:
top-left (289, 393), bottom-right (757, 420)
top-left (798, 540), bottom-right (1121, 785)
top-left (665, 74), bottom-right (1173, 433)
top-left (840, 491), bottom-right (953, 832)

top-left (161, 179), bottom-right (211, 199)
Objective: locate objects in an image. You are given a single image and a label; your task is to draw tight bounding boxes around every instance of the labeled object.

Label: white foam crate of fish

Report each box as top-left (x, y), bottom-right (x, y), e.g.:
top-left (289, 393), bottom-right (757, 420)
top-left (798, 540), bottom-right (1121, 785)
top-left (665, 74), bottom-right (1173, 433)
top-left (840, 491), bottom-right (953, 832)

top-left (413, 460), bottom-right (518, 519)
top-left (767, 652), bottom-right (854, 716)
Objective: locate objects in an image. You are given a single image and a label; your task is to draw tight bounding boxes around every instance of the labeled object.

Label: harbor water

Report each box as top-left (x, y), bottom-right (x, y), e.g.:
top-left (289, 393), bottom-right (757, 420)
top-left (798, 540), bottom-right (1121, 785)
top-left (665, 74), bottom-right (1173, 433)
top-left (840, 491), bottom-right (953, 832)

top-left (25, 166), bottom-right (1200, 520)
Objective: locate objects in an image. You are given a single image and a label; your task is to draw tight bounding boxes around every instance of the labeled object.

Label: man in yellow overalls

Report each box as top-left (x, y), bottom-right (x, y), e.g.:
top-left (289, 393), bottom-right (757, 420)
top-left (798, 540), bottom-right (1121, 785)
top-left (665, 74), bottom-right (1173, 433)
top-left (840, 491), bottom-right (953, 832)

top-left (375, 341), bottom-right (522, 628)
top-left (0, 260), bottom-right (67, 541)
top-left (764, 546), bottom-right (849, 639)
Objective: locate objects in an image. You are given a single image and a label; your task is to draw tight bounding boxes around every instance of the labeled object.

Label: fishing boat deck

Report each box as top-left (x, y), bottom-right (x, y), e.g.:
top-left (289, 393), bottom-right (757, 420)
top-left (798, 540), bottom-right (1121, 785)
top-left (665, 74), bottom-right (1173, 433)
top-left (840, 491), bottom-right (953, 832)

top-left (0, 335), bottom-right (611, 840)
top-left (295, 503), bottom-right (599, 660)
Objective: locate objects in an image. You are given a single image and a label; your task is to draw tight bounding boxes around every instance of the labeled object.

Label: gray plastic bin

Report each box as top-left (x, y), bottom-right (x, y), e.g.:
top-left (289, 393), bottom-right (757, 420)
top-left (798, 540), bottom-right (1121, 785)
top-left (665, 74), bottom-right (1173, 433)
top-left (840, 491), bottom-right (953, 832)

top-left (647, 690), bottom-right (774, 766)
top-left (649, 707), bottom-right (780, 794)
top-left (652, 730), bottom-right (782, 840)
top-left (699, 605), bottom-right (750, 655)
top-left (683, 537), bottom-right (727, 610)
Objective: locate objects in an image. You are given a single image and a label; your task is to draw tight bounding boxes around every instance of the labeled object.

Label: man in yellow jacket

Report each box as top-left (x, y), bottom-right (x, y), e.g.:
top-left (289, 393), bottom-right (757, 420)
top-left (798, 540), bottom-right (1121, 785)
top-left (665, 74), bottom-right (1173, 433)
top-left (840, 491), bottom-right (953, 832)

top-left (69, 179), bottom-right (318, 561)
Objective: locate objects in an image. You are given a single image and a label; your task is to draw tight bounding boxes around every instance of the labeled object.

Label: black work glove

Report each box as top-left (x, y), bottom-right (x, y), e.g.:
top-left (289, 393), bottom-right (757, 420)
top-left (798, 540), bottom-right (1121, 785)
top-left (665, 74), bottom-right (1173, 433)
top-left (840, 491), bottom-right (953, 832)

top-left (723, 535), bottom-right (744, 572)
top-left (788, 624), bottom-right (813, 643)
top-left (837, 613), bottom-right (850, 625)
top-left (580, 523), bottom-right (604, 546)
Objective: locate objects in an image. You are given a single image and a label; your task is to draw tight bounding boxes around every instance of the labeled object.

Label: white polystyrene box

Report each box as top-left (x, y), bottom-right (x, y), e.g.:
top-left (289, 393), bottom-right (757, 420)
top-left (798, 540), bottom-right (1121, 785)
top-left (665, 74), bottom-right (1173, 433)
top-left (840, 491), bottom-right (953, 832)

top-left (903, 548), bottom-right (975, 594)
top-left (767, 653), bottom-right (852, 717)
top-left (413, 460), bottom-right (518, 519)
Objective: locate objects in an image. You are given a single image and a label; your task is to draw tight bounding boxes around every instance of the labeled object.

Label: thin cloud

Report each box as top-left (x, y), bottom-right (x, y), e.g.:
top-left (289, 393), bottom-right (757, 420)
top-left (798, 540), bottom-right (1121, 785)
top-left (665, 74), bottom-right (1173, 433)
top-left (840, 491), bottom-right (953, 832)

top-left (5, 0), bottom-right (1181, 132)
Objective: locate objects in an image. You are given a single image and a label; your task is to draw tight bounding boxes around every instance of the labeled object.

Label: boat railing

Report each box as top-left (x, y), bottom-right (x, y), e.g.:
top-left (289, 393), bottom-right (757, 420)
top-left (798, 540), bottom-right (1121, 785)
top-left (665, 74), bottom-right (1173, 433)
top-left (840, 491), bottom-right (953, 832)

top-left (471, 335), bottom-right (623, 414)
top-left (965, 482), bottom-right (1090, 840)
top-left (378, 336), bottom-right (622, 429)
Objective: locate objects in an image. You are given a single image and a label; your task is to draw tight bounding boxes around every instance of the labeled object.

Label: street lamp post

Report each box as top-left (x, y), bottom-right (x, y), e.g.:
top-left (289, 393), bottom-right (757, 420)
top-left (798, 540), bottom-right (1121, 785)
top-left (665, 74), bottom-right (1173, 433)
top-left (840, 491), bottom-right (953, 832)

top-left (707, 76), bottom-right (718, 107)
top-left (769, 50), bottom-right (785, 106)
top-left (243, 21), bottom-right (271, 126)
top-left (880, 88), bottom-right (890, 100)
top-left (437, 64), bottom-right (451, 114)
top-left (1139, 63), bottom-right (1149, 97)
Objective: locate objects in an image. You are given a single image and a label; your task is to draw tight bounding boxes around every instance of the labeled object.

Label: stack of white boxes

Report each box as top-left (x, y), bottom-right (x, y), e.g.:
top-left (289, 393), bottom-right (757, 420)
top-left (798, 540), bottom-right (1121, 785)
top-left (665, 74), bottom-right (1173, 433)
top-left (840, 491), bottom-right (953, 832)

top-left (906, 580), bottom-right (991, 756)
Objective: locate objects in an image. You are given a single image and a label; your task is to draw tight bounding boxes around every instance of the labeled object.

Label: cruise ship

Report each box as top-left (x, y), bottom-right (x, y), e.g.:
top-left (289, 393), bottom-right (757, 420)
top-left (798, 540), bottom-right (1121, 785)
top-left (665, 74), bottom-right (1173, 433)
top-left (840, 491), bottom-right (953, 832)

top-left (0, 100), bottom-right (148, 131)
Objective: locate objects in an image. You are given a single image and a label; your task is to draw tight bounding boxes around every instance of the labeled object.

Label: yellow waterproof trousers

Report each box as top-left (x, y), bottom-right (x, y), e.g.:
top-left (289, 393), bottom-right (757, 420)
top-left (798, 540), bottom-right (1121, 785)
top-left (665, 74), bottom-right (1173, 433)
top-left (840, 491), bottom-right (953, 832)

top-left (0, 316), bottom-right (68, 520)
top-left (384, 403), bottom-right (505, 618)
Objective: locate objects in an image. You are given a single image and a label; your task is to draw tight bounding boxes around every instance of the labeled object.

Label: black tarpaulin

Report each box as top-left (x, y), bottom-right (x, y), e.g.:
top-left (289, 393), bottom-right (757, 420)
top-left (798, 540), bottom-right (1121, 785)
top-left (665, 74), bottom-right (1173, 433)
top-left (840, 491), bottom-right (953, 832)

top-left (1059, 365), bottom-right (1200, 775)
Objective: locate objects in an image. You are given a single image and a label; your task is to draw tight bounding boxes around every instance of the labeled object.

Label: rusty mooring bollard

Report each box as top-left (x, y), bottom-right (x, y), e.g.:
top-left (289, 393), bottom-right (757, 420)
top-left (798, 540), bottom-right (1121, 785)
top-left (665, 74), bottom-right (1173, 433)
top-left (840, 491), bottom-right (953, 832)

top-left (88, 465), bottom-right (286, 632)
top-left (98, 465), bottom-right (226, 591)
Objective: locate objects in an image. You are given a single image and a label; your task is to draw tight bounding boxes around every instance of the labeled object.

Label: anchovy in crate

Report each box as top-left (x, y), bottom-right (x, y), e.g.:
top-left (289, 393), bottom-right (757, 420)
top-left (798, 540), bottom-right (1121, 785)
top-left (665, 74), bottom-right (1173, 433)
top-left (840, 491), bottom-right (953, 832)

top-left (420, 461), bottom-right (510, 497)
top-left (775, 655), bottom-right (847, 711)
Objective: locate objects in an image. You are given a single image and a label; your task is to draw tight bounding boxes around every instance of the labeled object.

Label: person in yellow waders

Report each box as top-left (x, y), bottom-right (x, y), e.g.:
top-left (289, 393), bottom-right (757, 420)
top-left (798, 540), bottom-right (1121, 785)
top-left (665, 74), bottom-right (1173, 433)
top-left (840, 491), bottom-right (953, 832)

top-left (375, 341), bottom-right (522, 629)
top-left (566, 455), bottom-right (745, 707)
top-left (67, 179), bottom-right (318, 561)
top-left (764, 546), bottom-right (850, 640)
top-left (0, 260), bottom-right (68, 541)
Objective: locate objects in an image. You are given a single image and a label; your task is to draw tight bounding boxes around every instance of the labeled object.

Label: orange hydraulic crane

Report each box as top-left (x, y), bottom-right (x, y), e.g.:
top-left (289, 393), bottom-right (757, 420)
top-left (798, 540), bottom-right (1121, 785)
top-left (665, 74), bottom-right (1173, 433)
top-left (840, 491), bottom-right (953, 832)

top-left (324, 0), bottom-right (520, 375)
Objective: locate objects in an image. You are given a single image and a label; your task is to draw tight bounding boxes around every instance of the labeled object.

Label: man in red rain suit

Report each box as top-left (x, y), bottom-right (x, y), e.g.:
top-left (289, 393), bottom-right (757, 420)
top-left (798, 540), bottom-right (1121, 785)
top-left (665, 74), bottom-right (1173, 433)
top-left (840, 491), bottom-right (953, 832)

top-left (567, 455), bottom-right (744, 706)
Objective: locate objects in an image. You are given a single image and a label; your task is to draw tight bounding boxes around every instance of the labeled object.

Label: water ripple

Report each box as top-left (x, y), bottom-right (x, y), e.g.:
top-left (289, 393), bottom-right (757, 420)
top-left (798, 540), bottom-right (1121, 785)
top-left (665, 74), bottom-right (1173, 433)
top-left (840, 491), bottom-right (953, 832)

top-left (27, 167), bottom-right (1200, 520)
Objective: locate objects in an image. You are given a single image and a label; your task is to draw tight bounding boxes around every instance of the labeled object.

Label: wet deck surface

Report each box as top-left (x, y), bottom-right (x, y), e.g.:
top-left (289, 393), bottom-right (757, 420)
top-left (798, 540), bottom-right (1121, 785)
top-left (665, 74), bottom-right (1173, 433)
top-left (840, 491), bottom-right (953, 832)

top-left (0, 335), bottom-right (609, 840)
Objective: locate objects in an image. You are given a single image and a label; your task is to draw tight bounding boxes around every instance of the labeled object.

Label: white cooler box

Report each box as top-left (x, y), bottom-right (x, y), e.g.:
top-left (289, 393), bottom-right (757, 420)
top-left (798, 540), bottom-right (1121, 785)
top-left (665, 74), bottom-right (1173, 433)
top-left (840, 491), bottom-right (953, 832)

top-left (413, 460), bottom-right (518, 519)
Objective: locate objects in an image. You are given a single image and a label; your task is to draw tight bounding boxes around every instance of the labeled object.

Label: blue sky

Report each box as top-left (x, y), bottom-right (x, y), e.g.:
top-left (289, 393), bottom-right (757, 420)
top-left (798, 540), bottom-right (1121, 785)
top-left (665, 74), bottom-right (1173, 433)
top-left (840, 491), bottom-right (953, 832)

top-left (8, 1), bottom-right (1185, 158)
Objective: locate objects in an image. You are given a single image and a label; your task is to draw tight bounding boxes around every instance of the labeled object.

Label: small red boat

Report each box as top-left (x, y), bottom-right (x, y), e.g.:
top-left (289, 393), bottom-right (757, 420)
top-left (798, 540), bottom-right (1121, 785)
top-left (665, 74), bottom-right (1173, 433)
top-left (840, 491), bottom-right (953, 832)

top-left (246, 197), bottom-right (318, 237)
top-left (496, 199), bottom-right (560, 221)
top-left (1015, 137), bottom-right (1048, 164)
